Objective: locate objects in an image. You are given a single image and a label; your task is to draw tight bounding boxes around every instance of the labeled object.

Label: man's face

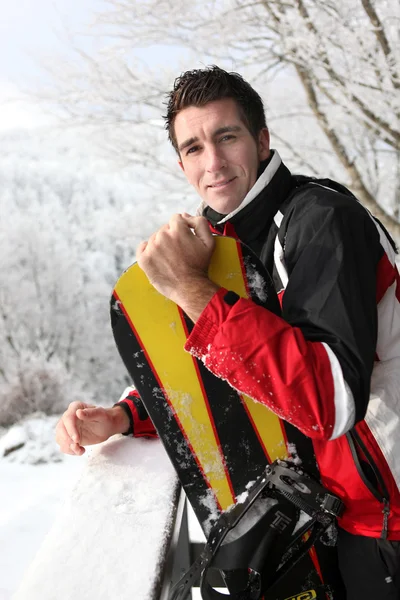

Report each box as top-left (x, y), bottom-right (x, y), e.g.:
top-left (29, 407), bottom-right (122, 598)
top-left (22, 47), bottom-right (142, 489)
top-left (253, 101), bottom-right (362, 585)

top-left (174, 98), bottom-right (270, 214)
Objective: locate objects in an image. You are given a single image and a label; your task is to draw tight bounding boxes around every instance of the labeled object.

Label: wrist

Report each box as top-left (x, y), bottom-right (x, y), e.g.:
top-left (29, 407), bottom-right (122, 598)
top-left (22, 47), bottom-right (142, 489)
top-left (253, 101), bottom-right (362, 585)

top-left (109, 405), bottom-right (131, 435)
top-left (172, 277), bottom-right (219, 322)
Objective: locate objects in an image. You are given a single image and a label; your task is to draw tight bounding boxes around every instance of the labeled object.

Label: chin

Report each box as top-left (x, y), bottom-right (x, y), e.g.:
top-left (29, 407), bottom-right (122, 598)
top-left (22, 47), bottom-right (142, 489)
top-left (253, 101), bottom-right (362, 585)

top-left (220, 200), bottom-right (242, 215)
top-left (205, 196), bottom-right (241, 215)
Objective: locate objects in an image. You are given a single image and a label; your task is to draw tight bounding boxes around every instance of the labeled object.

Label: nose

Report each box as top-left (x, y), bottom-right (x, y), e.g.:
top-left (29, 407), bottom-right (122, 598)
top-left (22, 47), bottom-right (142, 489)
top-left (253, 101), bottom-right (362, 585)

top-left (205, 146), bottom-right (226, 172)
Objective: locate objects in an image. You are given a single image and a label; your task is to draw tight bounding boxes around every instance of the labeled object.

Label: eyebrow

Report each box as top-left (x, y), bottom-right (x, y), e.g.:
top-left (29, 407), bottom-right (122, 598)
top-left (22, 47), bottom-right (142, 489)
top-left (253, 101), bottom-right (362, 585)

top-left (178, 125), bottom-right (243, 153)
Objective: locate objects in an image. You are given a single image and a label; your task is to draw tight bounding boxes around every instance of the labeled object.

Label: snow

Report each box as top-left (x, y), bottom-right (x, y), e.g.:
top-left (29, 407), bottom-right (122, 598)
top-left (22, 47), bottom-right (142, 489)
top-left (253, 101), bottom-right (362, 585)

top-left (244, 259), bottom-right (269, 303)
top-left (198, 488), bottom-right (219, 535)
top-left (0, 458), bottom-right (85, 600)
top-left (0, 414), bottom-right (64, 465)
top-left (224, 496), bottom-right (278, 544)
top-left (12, 435), bottom-right (177, 600)
top-left (0, 417), bottom-right (178, 600)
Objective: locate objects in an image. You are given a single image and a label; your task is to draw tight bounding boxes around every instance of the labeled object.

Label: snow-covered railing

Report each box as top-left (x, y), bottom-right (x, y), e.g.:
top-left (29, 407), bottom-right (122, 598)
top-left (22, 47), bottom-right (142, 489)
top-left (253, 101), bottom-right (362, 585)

top-left (14, 436), bottom-right (182, 600)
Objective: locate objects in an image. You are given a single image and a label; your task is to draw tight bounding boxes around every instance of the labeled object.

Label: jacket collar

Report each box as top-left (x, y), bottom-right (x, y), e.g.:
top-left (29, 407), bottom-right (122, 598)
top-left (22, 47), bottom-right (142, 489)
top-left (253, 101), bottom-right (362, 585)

top-left (201, 150), bottom-right (293, 246)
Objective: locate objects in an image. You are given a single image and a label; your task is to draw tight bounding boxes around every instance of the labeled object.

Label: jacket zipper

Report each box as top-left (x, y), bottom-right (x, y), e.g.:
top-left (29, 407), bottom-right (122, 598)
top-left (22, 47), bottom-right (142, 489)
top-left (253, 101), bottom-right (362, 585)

top-left (346, 429), bottom-right (390, 539)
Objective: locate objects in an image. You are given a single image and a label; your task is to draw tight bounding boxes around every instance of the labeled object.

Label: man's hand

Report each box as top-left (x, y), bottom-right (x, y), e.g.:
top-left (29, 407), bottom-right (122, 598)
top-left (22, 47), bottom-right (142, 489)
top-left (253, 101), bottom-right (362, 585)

top-left (55, 401), bottom-right (130, 456)
top-left (137, 214), bottom-right (219, 321)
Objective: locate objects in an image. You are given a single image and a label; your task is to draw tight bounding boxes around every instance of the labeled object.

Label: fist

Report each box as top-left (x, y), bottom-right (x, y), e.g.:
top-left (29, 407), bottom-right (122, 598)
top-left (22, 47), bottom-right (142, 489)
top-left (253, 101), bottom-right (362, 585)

top-left (136, 213), bottom-right (215, 302)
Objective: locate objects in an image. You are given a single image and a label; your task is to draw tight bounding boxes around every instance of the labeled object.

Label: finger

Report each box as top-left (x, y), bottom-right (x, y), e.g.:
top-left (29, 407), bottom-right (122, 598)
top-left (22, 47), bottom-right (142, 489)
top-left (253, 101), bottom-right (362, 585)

top-left (169, 213), bottom-right (184, 225)
top-left (62, 443), bottom-right (84, 456)
top-left (55, 420), bottom-right (73, 450)
top-left (136, 240), bottom-right (148, 261)
top-left (56, 421), bottom-right (83, 455)
top-left (58, 402), bottom-right (96, 447)
top-left (76, 407), bottom-right (105, 422)
top-left (63, 411), bottom-right (82, 444)
top-left (182, 212), bottom-right (194, 219)
top-left (169, 213), bottom-right (195, 234)
top-left (181, 215), bottom-right (215, 249)
top-left (69, 442), bottom-right (86, 456)
top-left (63, 403), bottom-right (96, 443)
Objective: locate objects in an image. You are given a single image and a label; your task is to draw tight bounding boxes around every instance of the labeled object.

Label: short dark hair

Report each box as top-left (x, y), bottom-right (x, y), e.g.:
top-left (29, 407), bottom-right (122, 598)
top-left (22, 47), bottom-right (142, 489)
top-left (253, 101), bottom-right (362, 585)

top-left (164, 65), bottom-right (267, 153)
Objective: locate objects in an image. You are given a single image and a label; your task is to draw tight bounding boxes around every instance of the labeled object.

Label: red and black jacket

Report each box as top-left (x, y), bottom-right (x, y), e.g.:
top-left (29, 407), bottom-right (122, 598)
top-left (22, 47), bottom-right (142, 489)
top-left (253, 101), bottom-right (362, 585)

top-left (119, 151), bottom-right (400, 539)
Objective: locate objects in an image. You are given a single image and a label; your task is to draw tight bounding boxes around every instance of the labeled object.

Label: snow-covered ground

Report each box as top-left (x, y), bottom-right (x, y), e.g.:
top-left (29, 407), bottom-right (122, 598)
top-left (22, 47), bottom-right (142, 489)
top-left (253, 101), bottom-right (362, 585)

top-left (0, 460), bottom-right (85, 600)
top-left (0, 417), bottom-right (87, 600)
top-left (0, 413), bottom-right (216, 600)
top-left (0, 414), bottom-right (180, 600)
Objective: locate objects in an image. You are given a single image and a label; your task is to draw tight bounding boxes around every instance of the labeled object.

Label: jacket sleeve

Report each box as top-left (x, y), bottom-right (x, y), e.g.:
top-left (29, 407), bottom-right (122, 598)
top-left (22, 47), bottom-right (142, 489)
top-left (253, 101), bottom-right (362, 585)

top-left (115, 387), bottom-right (158, 438)
top-left (185, 190), bottom-right (381, 441)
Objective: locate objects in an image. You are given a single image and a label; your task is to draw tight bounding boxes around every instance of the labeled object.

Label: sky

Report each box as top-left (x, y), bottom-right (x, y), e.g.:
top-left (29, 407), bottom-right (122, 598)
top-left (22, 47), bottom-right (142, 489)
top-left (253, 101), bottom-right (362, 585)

top-left (0, 0), bottom-right (183, 131)
top-left (0, 0), bottom-right (105, 82)
top-left (0, 1), bottom-right (92, 129)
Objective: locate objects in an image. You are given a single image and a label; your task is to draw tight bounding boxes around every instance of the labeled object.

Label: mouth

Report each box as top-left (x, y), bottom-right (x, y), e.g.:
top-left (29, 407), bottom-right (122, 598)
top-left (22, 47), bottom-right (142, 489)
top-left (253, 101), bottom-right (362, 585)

top-left (208, 177), bottom-right (237, 189)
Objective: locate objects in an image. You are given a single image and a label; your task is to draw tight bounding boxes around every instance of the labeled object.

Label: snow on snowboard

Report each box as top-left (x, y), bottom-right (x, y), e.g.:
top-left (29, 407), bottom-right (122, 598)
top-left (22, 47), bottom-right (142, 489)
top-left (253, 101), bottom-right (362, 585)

top-left (111, 236), bottom-right (345, 600)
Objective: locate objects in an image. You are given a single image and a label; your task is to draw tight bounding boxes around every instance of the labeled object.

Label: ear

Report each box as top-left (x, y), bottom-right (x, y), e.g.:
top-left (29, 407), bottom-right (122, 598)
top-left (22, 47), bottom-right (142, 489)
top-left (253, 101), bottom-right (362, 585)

top-left (258, 128), bottom-right (270, 161)
top-left (178, 159), bottom-right (184, 172)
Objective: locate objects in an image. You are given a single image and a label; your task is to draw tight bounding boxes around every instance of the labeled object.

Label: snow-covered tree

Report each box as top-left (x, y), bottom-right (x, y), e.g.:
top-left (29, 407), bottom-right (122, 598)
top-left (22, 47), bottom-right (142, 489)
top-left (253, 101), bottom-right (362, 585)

top-left (39, 0), bottom-right (399, 237)
top-left (0, 130), bottom-right (186, 425)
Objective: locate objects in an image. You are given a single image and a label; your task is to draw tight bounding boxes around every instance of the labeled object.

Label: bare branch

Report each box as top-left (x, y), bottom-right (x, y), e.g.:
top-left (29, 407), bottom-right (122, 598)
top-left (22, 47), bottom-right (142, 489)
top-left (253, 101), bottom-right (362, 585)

top-left (360, 0), bottom-right (399, 89)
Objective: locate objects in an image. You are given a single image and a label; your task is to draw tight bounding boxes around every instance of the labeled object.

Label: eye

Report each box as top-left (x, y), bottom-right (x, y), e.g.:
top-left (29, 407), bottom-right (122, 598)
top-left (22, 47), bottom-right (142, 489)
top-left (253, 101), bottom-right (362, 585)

top-left (186, 145), bottom-right (199, 155)
top-left (220, 134), bottom-right (235, 142)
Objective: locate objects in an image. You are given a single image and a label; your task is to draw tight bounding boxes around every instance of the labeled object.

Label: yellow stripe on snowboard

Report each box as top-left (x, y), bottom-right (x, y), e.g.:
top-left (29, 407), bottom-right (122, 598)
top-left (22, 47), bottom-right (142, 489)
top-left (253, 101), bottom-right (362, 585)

top-left (241, 396), bottom-right (289, 462)
top-left (209, 238), bottom-right (289, 463)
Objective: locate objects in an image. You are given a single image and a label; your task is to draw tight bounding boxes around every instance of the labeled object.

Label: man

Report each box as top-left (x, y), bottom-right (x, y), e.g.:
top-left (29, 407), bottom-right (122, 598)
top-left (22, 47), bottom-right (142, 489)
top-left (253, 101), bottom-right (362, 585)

top-left (56, 66), bottom-right (400, 598)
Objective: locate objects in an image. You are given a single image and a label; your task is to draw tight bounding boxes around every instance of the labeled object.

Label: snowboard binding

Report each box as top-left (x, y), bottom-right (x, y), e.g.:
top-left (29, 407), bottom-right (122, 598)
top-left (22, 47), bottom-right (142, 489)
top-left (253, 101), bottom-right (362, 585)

top-left (169, 461), bottom-right (344, 600)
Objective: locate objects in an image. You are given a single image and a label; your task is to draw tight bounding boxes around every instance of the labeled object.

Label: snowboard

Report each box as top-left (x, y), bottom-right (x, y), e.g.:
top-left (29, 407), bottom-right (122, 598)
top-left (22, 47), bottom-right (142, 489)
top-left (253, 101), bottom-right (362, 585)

top-left (111, 236), bottom-right (345, 600)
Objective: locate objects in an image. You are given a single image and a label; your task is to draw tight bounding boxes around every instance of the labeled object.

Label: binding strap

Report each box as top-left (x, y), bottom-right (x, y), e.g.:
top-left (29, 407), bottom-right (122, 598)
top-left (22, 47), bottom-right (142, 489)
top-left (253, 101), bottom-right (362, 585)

top-left (169, 462), bottom-right (344, 600)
